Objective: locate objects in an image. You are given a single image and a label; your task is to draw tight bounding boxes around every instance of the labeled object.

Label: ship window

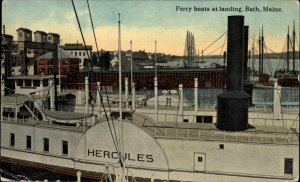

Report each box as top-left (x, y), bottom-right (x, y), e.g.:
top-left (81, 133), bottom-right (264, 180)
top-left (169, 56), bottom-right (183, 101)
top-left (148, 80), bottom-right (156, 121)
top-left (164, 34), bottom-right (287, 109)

top-left (62, 140), bottom-right (68, 155)
top-left (219, 144), bottom-right (224, 149)
top-left (43, 138), bottom-right (49, 152)
top-left (196, 115), bottom-right (213, 123)
top-left (198, 157), bottom-right (203, 162)
top-left (26, 135), bottom-right (32, 150)
top-left (10, 133), bottom-right (15, 147)
top-left (284, 158), bottom-right (293, 175)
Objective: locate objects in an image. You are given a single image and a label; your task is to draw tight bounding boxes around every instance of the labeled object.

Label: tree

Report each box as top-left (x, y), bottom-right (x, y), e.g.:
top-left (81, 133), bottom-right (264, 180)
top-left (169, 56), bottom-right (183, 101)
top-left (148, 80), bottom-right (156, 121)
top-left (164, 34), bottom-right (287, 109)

top-left (99, 51), bottom-right (111, 70)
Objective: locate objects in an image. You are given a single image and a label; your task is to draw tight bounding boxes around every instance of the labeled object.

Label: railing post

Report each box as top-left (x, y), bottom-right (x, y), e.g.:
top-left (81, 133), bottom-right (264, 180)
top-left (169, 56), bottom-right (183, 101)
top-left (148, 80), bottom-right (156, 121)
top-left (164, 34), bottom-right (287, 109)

top-left (265, 118), bottom-right (267, 126)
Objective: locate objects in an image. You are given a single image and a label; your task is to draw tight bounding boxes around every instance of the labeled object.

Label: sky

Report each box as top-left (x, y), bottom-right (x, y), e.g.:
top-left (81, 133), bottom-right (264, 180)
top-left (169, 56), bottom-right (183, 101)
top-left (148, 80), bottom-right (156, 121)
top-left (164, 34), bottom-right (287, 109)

top-left (2, 0), bottom-right (300, 56)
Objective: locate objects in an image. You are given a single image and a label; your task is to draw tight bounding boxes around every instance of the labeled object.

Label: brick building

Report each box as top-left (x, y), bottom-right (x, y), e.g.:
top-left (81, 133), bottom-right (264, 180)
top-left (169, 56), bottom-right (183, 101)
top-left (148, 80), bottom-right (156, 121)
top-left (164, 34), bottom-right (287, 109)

top-left (37, 48), bottom-right (79, 82)
top-left (60, 43), bottom-right (92, 70)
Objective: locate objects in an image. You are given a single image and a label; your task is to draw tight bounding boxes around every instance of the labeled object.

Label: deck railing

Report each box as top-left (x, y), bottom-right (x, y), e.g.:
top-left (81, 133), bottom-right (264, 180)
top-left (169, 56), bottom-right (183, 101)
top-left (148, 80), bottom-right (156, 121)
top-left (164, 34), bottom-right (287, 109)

top-left (149, 126), bottom-right (299, 144)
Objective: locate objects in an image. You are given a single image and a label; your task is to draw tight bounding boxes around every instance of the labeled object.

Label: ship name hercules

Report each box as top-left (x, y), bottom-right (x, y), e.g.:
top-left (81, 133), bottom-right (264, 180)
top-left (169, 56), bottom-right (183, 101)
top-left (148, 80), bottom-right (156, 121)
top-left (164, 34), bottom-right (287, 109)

top-left (87, 149), bottom-right (154, 163)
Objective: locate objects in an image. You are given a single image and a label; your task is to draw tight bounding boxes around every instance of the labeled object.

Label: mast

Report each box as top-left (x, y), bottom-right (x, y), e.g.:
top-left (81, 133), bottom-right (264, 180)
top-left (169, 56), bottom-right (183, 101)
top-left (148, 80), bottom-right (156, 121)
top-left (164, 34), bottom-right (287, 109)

top-left (118, 13), bottom-right (125, 181)
top-left (287, 26), bottom-right (290, 72)
top-left (261, 26), bottom-right (264, 75)
top-left (258, 31), bottom-right (261, 75)
top-left (0, 1), bottom-right (3, 179)
top-left (292, 21), bottom-right (295, 73)
top-left (155, 40), bottom-right (157, 78)
top-left (130, 40), bottom-right (133, 88)
top-left (251, 35), bottom-right (255, 77)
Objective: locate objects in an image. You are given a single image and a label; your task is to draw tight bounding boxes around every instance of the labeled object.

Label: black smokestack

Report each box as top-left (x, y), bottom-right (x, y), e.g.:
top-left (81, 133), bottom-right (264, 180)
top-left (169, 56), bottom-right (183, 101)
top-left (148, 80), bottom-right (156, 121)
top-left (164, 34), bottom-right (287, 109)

top-left (226, 16), bottom-right (244, 91)
top-left (243, 25), bottom-right (254, 105)
top-left (243, 26), bottom-right (249, 80)
top-left (217, 16), bottom-right (250, 131)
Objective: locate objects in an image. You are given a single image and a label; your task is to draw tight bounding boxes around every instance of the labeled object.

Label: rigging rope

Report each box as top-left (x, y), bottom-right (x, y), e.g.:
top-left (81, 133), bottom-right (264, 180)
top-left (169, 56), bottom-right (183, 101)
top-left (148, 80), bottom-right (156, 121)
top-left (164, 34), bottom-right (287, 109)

top-left (202, 31), bottom-right (227, 52)
top-left (86, 0), bottom-right (121, 155)
top-left (217, 34), bottom-right (227, 64)
top-left (71, 0), bottom-right (121, 156)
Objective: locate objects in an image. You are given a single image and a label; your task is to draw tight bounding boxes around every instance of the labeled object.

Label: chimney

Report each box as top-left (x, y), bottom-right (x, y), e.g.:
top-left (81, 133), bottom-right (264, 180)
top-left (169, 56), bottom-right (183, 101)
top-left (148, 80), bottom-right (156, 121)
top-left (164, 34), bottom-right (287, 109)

top-left (216, 16), bottom-right (250, 131)
top-left (243, 26), bottom-right (249, 80)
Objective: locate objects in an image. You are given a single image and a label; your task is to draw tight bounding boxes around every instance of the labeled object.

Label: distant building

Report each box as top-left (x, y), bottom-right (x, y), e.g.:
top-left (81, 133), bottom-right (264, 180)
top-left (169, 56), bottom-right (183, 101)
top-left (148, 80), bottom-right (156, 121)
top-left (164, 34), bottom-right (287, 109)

top-left (37, 48), bottom-right (79, 78)
top-left (111, 56), bottom-right (119, 69)
top-left (11, 65), bottom-right (35, 76)
top-left (1, 34), bottom-right (14, 78)
top-left (60, 43), bottom-right (92, 69)
top-left (16, 28), bottom-right (32, 42)
top-left (33, 31), bottom-right (48, 43)
top-left (168, 59), bottom-right (184, 68)
top-left (156, 60), bottom-right (168, 68)
top-left (47, 33), bottom-right (60, 45)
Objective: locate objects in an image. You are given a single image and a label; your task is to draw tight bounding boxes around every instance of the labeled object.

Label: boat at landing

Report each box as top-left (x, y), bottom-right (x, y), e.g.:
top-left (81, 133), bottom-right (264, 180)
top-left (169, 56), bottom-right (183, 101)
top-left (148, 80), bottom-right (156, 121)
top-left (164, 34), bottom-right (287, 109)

top-left (0, 16), bottom-right (299, 182)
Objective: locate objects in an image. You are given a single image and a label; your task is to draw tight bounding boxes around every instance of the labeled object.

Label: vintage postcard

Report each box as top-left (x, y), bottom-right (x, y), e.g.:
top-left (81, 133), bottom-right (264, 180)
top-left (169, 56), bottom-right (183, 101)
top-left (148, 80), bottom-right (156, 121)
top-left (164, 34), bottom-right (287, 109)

top-left (1, 0), bottom-right (299, 181)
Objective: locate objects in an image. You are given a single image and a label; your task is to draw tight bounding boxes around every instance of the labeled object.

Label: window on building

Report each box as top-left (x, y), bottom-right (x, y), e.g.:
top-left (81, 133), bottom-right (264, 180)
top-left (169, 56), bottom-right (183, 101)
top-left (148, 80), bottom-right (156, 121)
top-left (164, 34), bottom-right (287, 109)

top-left (33, 80), bottom-right (40, 87)
top-left (10, 133), bottom-right (15, 147)
top-left (19, 32), bottom-right (23, 37)
top-left (26, 135), bottom-right (32, 149)
top-left (62, 140), bottom-right (68, 155)
top-left (43, 138), bottom-right (49, 152)
top-left (75, 52), bottom-right (77, 57)
top-left (79, 52), bottom-right (81, 56)
top-left (83, 52), bottom-right (85, 56)
top-left (71, 52), bottom-right (73, 55)
top-left (26, 33), bottom-right (30, 37)
top-left (284, 158), bottom-right (293, 175)
top-left (17, 80), bottom-right (23, 86)
top-left (25, 80), bottom-right (31, 87)
top-left (219, 144), bottom-right (224, 149)
top-left (183, 119), bottom-right (189, 123)
top-left (43, 79), bottom-right (48, 87)
top-left (48, 36), bottom-right (52, 40)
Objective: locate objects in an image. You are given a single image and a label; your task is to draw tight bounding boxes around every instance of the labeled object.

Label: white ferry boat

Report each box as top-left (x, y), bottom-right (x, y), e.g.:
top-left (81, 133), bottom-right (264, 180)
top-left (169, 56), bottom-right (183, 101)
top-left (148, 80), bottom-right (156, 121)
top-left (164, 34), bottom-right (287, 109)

top-left (0, 16), bottom-right (299, 182)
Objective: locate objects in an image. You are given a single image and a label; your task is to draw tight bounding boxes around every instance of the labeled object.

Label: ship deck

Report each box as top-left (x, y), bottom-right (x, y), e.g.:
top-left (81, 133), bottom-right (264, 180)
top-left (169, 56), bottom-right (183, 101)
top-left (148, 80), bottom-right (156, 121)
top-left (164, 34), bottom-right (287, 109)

top-left (131, 113), bottom-right (299, 145)
top-left (1, 112), bottom-right (299, 145)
